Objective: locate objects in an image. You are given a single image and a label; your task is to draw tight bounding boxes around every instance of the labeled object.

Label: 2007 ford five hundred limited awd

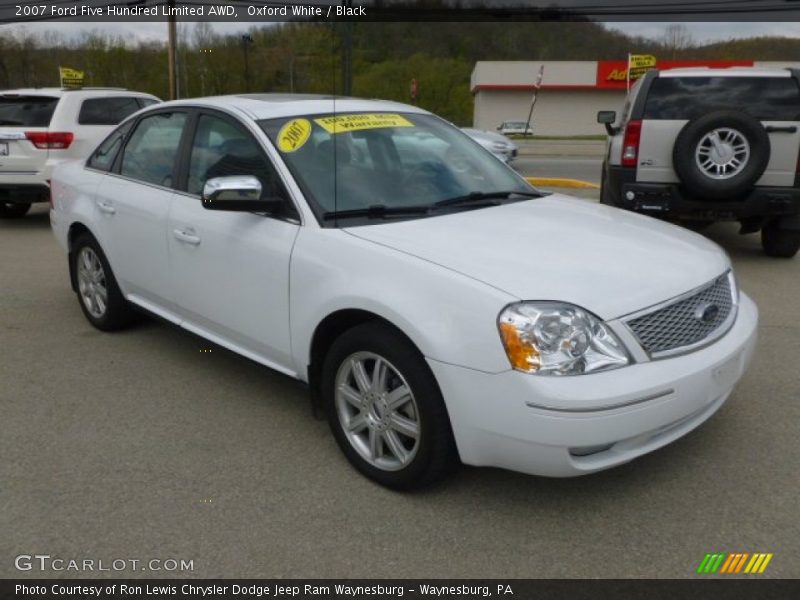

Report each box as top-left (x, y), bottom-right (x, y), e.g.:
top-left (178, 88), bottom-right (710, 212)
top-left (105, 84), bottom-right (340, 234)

top-left (50, 95), bottom-right (758, 489)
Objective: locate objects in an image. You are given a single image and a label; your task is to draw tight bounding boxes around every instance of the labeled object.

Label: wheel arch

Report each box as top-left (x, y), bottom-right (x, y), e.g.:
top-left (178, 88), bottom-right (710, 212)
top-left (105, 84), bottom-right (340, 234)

top-left (67, 222), bottom-right (95, 292)
top-left (306, 309), bottom-right (429, 414)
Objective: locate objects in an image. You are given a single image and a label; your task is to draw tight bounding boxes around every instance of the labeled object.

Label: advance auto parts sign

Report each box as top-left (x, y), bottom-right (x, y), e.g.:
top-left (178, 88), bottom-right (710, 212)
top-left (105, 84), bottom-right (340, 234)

top-left (314, 113), bottom-right (414, 134)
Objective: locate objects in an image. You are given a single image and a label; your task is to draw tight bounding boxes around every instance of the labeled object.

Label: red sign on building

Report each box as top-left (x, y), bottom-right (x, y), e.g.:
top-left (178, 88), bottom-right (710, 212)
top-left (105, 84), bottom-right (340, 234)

top-left (595, 60), bottom-right (755, 89)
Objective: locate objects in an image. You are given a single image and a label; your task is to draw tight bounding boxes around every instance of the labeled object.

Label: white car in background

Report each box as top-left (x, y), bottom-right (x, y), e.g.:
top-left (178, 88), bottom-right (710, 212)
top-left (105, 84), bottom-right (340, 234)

top-left (51, 95), bottom-right (757, 489)
top-left (0, 87), bottom-right (159, 218)
top-left (497, 120), bottom-right (534, 136)
top-left (461, 127), bottom-right (518, 163)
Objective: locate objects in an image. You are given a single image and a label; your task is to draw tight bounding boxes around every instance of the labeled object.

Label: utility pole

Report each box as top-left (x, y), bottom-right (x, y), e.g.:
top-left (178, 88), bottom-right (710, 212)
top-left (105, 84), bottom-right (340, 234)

top-left (341, 1), bottom-right (353, 96)
top-left (242, 34), bottom-right (254, 93)
top-left (167, 0), bottom-right (177, 100)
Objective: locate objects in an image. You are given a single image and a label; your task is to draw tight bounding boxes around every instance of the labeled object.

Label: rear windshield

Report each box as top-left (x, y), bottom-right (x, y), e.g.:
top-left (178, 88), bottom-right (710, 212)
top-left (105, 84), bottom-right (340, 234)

top-left (0, 95), bottom-right (59, 127)
top-left (644, 77), bottom-right (800, 121)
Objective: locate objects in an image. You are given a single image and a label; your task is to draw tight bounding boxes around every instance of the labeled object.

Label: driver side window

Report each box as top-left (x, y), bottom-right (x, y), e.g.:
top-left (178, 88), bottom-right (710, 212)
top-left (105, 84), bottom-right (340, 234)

top-left (187, 114), bottom-right (283, 201)
top-left (120, 112), bottom-right (187, 188)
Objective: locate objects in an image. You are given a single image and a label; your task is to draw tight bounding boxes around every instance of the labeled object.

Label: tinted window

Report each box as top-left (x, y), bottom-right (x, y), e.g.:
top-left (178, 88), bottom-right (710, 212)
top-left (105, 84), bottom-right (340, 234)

top-left (0, 95), bottom-right (58, 127)
top-left (120, 112), bottom-right (187, 187)
top-left (644, 77), bottom-right (800, 121)
top-left (78, 97), bottom-right (143, 125)
top-left (187, 114), bottom-right (283, 200)
top-left (87, 121), bottom-right (134, 172)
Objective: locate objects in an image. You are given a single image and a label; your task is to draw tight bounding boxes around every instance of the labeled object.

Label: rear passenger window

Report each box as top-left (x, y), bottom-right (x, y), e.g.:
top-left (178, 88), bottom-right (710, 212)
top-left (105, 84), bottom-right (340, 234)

top-left (87, 121), bottom-right (133, 172)
top-left (78, 97), bottom-right (143, 125)
top-left (120, 112), bottom-right (187, 188)
top-left (644, 77), bottom-right (800, 121)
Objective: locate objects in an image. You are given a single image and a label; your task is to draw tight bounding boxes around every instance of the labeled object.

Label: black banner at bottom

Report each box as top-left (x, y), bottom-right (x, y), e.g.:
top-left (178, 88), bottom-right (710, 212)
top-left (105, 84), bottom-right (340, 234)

top-left (2, 579), bottom-right (799, 600)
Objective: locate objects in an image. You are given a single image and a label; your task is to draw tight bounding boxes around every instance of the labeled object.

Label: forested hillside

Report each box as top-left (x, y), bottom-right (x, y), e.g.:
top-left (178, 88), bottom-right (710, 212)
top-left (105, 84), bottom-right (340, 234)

top-left (1, 21), bottom-right (796, 125)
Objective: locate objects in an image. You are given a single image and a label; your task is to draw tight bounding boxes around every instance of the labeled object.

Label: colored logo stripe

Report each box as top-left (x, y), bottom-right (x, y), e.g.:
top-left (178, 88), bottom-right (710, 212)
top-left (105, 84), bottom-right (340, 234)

top-left (697, 553), bottom-right (773, 574)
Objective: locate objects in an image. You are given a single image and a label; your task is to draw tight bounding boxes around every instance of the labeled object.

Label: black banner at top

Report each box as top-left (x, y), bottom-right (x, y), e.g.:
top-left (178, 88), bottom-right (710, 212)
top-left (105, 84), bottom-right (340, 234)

top-left (3, 0), bottom-right (800, 23)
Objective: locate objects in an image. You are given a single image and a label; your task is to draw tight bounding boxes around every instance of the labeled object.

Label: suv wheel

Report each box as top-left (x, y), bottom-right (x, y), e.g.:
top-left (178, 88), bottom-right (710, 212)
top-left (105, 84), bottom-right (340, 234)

top-left (0, 202), bottom-right (31, 218)
top-left (72, 233), bottom-right (136, 330)
top-left (672, 110), bottom-right (771, 200)
top-left (762, 220), bottom-right (800, 258)
top-left (322, 322), bottom-right (458, 490)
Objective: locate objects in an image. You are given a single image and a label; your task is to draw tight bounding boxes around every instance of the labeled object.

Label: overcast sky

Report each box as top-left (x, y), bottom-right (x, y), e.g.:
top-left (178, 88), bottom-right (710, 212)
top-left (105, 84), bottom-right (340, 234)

top-left (4, 21), bottom-right (800, 45)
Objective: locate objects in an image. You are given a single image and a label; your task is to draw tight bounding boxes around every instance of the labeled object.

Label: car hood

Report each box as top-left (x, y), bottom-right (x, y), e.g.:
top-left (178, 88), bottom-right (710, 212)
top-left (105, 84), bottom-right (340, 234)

top-left (345, 195), bottom-right (730, 320)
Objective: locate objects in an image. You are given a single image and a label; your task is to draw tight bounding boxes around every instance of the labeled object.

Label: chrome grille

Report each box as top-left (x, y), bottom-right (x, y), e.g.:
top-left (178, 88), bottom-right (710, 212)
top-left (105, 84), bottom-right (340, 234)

top-left (625, 273), bottom-right (736, 357)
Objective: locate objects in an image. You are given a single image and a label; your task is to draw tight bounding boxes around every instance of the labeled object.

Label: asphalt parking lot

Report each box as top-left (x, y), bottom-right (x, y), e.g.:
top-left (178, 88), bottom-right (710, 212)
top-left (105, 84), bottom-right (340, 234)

top-left (2, 188), bottom-right (799, 579)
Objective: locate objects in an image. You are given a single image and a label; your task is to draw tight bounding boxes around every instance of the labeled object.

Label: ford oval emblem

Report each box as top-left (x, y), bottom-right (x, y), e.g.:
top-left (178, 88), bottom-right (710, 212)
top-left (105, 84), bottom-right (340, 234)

top-left (694, 302), bottom-right (720, 324)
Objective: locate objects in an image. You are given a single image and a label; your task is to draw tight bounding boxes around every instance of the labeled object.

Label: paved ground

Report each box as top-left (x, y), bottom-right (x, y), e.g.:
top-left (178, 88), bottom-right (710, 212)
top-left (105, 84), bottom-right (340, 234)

top-left (2, 195), bottom-right (799, 579)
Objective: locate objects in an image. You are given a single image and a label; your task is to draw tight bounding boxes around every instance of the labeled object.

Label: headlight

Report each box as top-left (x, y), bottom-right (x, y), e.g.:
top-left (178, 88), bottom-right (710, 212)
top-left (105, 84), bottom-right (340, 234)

top-left (498, 302), bottom-right (631, 376)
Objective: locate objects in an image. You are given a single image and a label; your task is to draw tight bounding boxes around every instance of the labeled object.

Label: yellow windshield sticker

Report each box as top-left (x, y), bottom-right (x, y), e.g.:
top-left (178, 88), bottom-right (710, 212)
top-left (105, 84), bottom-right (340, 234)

top-left (314, 113), bottom-right (414, 134)
top-left (277, 118), bottom-right (312, 153)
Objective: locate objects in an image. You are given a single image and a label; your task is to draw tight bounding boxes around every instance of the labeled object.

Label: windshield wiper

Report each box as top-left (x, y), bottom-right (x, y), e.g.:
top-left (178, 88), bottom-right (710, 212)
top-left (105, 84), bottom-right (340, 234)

top-left (321, 204), bottom-right (431, 221)
top-left (433, 190), bottom-right (542, 209)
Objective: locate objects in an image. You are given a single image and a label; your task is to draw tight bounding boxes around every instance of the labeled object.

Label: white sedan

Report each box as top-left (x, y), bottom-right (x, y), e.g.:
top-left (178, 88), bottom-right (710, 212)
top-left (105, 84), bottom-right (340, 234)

top-left (50, 95), bottom-right (758, 489)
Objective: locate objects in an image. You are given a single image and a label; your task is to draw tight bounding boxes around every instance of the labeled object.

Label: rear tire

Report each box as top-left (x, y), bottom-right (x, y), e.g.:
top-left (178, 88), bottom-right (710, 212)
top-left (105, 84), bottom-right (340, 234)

top-left (0, 202), bottom-right (31, 218)
top-left (71, 233), bottom-right (136, 330)
top-left (322, 322), bottom-right (458, 490)
top-left (761, 220), bottom-right (800, 258)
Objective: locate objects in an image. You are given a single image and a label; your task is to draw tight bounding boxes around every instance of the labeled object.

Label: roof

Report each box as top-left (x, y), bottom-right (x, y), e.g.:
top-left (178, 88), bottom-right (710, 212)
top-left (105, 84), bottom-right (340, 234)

top-left (162, 94), bottom-right (429, 120)
top-left (659, 67), bottom-right (792, 78)
top-left (0, 87), bottom-right (158, 97)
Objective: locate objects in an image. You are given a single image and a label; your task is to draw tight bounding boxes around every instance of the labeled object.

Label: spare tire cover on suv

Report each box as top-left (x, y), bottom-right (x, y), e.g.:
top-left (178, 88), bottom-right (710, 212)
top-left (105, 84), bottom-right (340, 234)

top-left (672, 110), bottom-right (771, 200)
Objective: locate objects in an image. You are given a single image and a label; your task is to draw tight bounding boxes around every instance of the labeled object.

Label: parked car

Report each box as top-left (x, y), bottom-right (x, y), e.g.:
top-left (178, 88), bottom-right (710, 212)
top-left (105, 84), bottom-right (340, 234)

top-left (51, 95), bottom-right (758, 489)
top-left (598, 67), bottom-right (800, 257)
top-left (497, 120), bottom-right (533, 136)
top-left (461, 127), bottom-right (518, 163)
top-left (0, 87), bottom-right (160, 218)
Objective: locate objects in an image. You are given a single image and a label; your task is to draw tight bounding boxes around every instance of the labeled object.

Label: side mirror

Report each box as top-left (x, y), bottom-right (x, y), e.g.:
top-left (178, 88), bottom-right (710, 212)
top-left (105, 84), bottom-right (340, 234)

top-left (597, 111), bottom-right (618, 135)
top-left (201, 176), bottom-right (281, 212)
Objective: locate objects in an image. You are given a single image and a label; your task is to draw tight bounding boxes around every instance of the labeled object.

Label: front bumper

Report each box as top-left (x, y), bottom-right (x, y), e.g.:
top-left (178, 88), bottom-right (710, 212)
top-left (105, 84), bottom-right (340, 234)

top-left (429, 293), bottom-right (758, 477)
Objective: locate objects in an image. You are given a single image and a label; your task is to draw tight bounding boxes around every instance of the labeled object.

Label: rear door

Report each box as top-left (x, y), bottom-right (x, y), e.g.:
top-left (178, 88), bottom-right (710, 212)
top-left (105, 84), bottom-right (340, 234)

top-left (0, 93), bottom-right (59, 177)
top-left (91, 109), bottom-right (190, 318)
top-left (636, 74), bottom-right (800, 186)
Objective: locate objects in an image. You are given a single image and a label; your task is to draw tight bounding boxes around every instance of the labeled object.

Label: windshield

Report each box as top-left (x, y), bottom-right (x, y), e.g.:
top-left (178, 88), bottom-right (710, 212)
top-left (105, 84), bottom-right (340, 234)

top-left (260, 112), bottom-right (534, 224)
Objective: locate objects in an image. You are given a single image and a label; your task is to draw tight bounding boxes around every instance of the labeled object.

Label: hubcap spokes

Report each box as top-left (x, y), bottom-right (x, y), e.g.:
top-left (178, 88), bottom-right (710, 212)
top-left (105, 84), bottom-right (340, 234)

top-left (77, 247), bottom-right (108, 318)
top-left (335, 352), bottom-right (421, 471)
top-left (695, 128), bottom-right (750, 180)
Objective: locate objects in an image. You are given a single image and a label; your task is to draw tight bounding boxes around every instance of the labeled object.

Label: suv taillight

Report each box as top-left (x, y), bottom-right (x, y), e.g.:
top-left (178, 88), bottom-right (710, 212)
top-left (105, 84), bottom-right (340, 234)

top-left (25, 131), bottom-right (74, 150)
top-left (621, 120), bottom-right (642, 168)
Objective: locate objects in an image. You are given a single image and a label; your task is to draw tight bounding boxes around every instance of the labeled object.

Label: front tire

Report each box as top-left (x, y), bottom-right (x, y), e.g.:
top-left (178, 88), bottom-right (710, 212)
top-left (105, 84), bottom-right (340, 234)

top-left (0, 202), bottom-right (31, 218)
top-left (322, 322), bottom-right (458, 490)
top-left (762, 220), bottom-right (800, 258)
top-left (71, 233), bottom-right (136, 330)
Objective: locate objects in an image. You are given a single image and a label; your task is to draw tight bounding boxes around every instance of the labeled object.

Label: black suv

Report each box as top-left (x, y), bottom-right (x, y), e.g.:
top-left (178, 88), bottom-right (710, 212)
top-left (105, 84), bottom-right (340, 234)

top-left (598, 67), bottom-right (800, 257)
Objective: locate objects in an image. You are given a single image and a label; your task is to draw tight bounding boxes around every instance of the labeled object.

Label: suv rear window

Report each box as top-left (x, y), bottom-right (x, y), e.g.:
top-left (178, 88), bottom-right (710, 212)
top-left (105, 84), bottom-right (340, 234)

top-left (0, 95), bottom-right (59, 127)
top-left (644, 77), bottom-right (800, 121)
top-left (78, 97), bottom-right (147, 125)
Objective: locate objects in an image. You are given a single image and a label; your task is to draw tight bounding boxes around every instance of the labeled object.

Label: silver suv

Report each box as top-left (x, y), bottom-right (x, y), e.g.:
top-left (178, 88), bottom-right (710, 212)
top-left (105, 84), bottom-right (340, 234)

top-left (598, 67), bottom-right (800, 258)
top-left (0, 87), bottom-right (159, 218)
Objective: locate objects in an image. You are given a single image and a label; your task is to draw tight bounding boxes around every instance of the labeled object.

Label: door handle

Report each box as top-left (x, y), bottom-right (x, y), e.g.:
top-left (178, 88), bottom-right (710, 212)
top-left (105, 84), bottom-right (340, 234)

top-left (173, 228), bottom-right (201, 245)
top-left (96, 200), bottom-right (116, 215)
top-left (765, 125), bottom-right (798, 134)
